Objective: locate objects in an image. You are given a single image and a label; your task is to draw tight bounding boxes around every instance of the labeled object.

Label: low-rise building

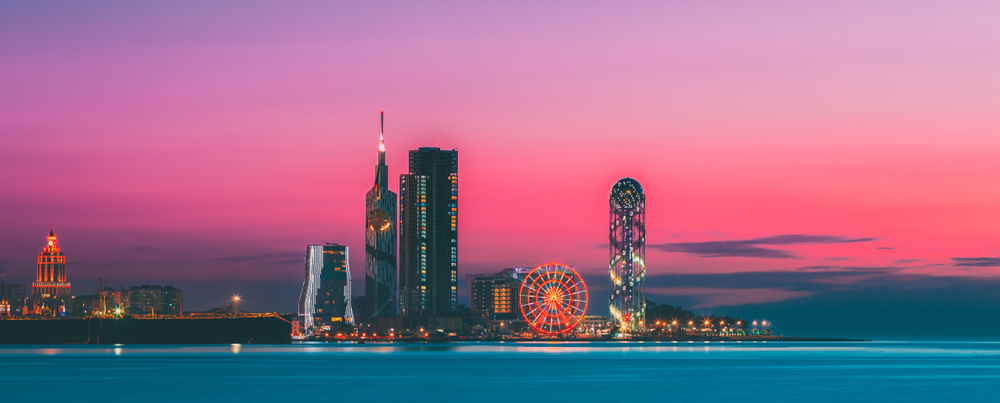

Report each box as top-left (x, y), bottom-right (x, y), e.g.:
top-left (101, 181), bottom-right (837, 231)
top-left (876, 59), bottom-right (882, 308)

top-left (466, 268), bottom-right (532, 320)
top-left (94, 287), bottom-right (124, 313)
top-left (126, 285), bottom-right (183, 316)
top-left (71, 295), bottom-right (104, 316)
top-left (577, 315), bottom-right (610, 334)
top-left (0, 281), bottom-right (27, 316)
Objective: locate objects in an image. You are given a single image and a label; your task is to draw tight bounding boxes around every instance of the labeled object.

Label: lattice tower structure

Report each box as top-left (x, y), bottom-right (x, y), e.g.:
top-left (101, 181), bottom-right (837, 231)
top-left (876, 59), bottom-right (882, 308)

top-left (609, 178), bottom-right (646, 334)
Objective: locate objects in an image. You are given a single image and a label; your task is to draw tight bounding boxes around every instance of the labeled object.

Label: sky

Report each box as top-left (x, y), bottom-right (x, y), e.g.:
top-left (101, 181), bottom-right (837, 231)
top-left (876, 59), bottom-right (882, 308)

top-left (2, 1), bottom-right (1000, 335)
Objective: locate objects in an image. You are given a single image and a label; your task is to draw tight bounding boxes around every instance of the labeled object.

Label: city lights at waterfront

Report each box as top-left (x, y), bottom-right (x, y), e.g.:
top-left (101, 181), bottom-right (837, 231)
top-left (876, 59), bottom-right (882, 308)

top-left (3, 1), bottom-right (1000, 401)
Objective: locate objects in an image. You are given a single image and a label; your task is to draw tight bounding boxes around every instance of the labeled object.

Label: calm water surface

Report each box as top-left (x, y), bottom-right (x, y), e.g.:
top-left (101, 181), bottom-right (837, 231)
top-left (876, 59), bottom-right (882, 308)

top-left (3, 340), bottom-right (999, 402)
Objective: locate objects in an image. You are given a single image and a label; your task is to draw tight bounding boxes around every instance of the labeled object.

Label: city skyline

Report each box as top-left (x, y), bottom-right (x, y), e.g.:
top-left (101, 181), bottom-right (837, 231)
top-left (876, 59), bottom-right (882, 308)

top-left (3, 1), bottom-right (1000, 335)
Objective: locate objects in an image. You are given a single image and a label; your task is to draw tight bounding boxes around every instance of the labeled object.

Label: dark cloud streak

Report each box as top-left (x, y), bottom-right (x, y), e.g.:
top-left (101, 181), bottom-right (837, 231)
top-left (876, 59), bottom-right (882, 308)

top-left (952, 257), bottom-right (1000, 267)
top-left (650, 234), bottom-right (876, 259)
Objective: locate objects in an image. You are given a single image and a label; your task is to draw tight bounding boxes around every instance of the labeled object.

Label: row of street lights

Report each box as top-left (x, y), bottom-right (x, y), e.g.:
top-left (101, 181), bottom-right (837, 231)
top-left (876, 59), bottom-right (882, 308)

top-left (651, 319), bottom-right (771, 335)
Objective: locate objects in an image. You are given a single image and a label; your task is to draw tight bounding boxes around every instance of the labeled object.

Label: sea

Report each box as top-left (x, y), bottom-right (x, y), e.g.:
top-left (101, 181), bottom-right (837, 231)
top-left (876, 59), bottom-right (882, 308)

top-left (3, 340), bottom-right (998, 402)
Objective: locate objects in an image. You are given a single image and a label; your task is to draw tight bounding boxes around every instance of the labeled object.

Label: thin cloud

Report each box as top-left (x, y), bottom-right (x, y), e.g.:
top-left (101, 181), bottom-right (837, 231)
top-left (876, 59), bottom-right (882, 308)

top-left (797, 265), bottom-right (901, 273)
top-left (644, 270), bottom-right (1000, 303)
top-left (214, 252), bottom-right (301, 264)
top-left (650, 234), bottom-right (876, 259)
top-left (646, 287), bottom-right (815, 308)
top-left (952, 257), bottom-right (1000, 267)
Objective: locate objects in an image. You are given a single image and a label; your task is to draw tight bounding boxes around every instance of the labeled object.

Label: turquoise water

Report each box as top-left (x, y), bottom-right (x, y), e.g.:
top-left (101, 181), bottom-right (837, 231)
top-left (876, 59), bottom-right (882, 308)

top-left (3, 340), bottom-right (999, 402)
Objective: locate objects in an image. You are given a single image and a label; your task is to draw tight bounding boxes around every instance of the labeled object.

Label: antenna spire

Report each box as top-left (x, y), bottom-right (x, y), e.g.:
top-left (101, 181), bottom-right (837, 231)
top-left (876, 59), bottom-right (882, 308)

top-left (375, 109), bottom-right (387, 189)
top-left (378, 109), bottom-right (386, 152)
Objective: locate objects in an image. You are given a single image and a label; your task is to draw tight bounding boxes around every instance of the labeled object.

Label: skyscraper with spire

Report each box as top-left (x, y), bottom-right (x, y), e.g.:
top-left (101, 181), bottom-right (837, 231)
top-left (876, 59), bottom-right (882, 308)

top-left (365, 110), bottom-right (398, 318)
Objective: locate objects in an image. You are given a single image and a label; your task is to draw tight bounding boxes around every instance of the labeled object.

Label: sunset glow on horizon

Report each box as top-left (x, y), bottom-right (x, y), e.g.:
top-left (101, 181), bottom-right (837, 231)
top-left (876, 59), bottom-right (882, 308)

top-left (3, 1), bottom-right (1000, 318)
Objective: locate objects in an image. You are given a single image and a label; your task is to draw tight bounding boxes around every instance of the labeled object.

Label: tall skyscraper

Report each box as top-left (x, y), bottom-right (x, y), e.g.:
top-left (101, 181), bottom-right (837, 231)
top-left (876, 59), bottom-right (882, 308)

top-left (399, 147), bottom-right (458, 317)
top-left (609, 178), bottom-right (646, 334)
top-left (299, 243), bottom-right (354, 330)
top-left (32, 229), bottom-right (71, 298)
top-left (365, 110), bottom-right (398, 318)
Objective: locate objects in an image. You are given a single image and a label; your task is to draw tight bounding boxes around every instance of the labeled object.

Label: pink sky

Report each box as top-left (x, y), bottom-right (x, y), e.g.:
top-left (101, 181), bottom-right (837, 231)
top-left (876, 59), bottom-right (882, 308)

top-left (2, 1), bottom-right (1000, 311)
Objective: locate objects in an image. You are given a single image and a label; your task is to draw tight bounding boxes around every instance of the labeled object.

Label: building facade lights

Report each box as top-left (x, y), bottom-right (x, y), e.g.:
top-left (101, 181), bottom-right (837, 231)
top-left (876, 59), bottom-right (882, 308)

top-left (608, 178), bottom-right (646, 335)
top-left (400, 147), bottom-right (458, 317)
top-left (299, 243), bottom-right (354, 332)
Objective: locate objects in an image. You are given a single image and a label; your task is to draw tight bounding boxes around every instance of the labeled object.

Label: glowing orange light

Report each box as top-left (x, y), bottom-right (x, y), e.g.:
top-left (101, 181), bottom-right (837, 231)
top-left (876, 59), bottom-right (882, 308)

top-left (543, 288), bottom-right (564, 310)
top-left (518, 263), bottom-right (588, 336)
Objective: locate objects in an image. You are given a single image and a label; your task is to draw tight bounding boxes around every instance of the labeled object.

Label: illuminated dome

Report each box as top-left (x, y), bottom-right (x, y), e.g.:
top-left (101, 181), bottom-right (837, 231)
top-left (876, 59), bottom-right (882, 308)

top-left (610, 178), bottom-right (644, 210)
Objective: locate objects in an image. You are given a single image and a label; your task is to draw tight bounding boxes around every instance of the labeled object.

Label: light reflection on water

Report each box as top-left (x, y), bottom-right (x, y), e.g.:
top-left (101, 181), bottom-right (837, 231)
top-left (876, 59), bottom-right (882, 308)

top-left (2, 341), bottom-right (999, 402)
top-left (3, 341), bottom-right (1000, 357)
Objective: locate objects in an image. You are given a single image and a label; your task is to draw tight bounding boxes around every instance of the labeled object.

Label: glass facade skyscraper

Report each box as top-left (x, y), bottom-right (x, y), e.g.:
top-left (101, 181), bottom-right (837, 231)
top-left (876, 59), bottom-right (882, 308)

top-left (365, 111), bottom-right (398, 318)
top-left (399, 147), bottom-right (458, 317)
top-left (298, 243), bottom-right (354, 331)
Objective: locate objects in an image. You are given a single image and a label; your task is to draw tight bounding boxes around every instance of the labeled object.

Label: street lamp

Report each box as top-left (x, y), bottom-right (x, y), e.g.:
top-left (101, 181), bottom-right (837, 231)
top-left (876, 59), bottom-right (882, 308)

top-left (233, 296), bottom-right (240, 316)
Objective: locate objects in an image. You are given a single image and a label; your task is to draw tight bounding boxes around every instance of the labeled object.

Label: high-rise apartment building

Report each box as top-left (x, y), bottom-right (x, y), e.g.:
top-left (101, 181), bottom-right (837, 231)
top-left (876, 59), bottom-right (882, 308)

top-left (399, 147), bottom-right (458, 317)
top-left (366, 111), bottom-right (398, 318)
top-left (298, 243), bottom-right (354, 330)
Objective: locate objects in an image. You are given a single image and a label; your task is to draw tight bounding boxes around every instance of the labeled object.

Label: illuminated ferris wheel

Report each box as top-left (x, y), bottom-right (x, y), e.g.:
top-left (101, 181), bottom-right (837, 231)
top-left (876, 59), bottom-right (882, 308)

top-left (519, 263), bottom-right (589, 335)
